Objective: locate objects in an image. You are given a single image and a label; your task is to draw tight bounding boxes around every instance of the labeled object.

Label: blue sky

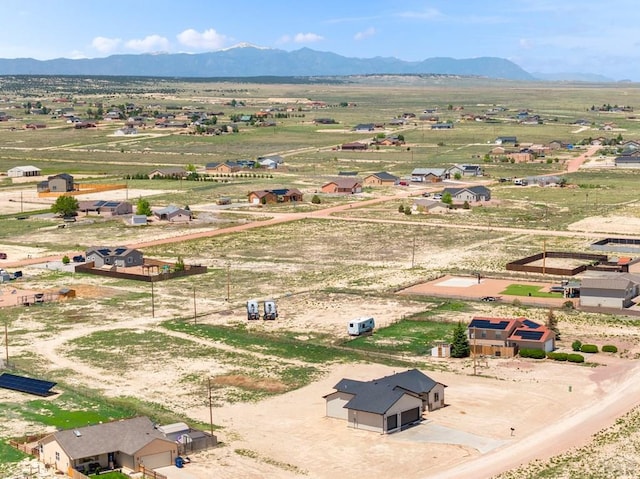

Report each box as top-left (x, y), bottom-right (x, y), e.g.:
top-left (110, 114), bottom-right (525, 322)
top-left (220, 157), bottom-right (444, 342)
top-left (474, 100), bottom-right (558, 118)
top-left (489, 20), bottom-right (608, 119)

top-left (3, 0), bottom-right (640, 80)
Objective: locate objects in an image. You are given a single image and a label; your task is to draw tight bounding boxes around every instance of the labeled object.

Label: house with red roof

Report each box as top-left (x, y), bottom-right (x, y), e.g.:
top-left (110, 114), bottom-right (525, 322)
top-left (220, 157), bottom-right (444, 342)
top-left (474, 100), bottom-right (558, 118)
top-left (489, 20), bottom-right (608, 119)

top-left (468, 316), bottom-right (555, 357)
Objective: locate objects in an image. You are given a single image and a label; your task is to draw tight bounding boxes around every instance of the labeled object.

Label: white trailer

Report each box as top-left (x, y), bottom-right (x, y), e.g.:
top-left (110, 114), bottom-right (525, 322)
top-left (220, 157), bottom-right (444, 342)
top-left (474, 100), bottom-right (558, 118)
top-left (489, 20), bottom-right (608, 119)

top-left (263, 300), bottom-right (278, 320)
top-left (348, 317), bottom-right (375, 336)
top-left (246, 300), bottom-right (260, 320)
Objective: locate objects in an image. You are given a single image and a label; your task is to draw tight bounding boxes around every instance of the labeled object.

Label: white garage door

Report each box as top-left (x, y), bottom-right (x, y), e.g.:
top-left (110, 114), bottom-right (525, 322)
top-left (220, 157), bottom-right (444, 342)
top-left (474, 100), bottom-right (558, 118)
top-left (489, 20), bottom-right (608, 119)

top-left (141, 451), bottom-right (172, 470)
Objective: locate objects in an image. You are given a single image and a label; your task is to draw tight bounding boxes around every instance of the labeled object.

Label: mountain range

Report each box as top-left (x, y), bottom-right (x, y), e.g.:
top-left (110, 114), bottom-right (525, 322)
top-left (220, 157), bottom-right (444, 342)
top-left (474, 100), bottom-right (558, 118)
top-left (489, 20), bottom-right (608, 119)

top-left (0, 45), bottom-right (612, 82)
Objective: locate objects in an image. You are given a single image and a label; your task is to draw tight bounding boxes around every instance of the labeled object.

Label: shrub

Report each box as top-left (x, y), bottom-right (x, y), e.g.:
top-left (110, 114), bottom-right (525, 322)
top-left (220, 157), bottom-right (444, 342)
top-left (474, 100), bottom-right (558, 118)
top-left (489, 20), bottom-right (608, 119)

top-left (563, 300), bottom-right (575, 310)
top-left (398, 204), bottom-right (406, 214)
top-left (602, 345), bottom-right (618, 353)
top-left (580, 344), bottom-right (599, 353)
top-left (571, 340), bottom-right (582, 351)
top-left (547, 352), bottom-right (568, 361)
top-left (520, 348), bottom-right (546, 359)
top-left (311, 195), bottom-right (321, 204)
top-left (567, 353), bottom-right (585, 363)
top-left (61, 255), bottom-right (70, 265)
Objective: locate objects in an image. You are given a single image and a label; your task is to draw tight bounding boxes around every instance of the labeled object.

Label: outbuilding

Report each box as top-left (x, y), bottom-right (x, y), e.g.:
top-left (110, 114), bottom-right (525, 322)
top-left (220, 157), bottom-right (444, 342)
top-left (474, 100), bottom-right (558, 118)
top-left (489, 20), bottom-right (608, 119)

top-left (8, 165), bottom-right (42, 178)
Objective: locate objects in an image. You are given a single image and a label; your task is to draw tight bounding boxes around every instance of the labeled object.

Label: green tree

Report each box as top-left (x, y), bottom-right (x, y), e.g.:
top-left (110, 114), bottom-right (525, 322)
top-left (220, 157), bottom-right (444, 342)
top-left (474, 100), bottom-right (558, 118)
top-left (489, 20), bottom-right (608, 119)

top-left (454, 172), bottom-right (462, 180)
top-left (546, 309), bottom-right (561, 340)
top-left (175, 256), bottom-right (185, 272)
top-left (62, 255), bottom-right (70, 265)
top-left (51, 195), bottom-right (79, 217)
top-left (442, 192), bottom-right (453, 205)
top-left (311, 195), bottom-right (321, 204)
top-left (136, 198), bottom-right (152, 216)
top-left (451, 321), bottom-right (470, 358)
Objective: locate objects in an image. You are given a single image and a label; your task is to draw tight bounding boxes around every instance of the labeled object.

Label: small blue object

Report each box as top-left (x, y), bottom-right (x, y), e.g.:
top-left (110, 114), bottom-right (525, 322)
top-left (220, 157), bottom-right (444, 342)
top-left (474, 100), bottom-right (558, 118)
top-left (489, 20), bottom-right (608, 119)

top-left (175, 456), bottom-right (184, 468)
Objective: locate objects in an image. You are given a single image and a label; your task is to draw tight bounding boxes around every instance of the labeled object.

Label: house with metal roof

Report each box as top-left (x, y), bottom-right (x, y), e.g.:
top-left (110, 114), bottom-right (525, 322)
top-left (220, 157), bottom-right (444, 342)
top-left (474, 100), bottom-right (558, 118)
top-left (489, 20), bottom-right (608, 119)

top-left (153, 205), bottom-right (192, 222)
top-left (7, 165), bottom-right (42, 177)
top-left (38, 416), bottom-right (178, 474)
top-left (324, 369), bottom-right (446, 434)
top-left (579, 276), bottom-right (638, 309)
top-left (86, 246), bottom-right (144, 268)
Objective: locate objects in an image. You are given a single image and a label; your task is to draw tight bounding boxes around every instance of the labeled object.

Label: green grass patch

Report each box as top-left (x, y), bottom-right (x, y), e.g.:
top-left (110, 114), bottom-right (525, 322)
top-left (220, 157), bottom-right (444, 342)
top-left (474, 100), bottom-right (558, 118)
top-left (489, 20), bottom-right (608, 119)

top-left (347, 315), bottom-right (455, 355)
top-left (500, 284), bottom-right (561, 298)
top-left (90, 472), bottom-right (129, 479)
top-left (0, 440), bottom-right (28, 463)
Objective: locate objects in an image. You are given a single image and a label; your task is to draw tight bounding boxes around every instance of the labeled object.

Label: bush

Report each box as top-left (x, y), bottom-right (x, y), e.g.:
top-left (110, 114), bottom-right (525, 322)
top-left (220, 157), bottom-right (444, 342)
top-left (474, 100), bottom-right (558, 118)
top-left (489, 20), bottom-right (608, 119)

top-left (580, 344), bottom-right (599, 353)
top-left (547, 352), bottom-right (568, 361)
top-left (519, 348), bottom-right (546, 359)
top-left (602, 345), bottom-right (618, 353)
top-left (311, 195), bottom-right (321, 204)
top-left (563, 300), bottom-right (575, 310)
top-left (398, 204), bottom-right (406, 214)
top-left (61, 255), bottom-right (70, 265)
top-left (571, 340), bottom-right (582, 351)
top-left (567, 353), bottom-right (585, 363)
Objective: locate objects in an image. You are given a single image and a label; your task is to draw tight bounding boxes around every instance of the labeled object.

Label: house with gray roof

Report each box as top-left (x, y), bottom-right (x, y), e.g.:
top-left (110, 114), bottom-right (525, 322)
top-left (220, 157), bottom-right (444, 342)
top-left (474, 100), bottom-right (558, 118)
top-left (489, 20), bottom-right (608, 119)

top-left (153, 205), bottom-right (192, 222)
top-left (38, 416), bottom-right (178, 474)
top-left (579, 276), bottom-right (639, 309)
top-left (411, 168), bottom-right (447, 182)
top-left (442, 186), bottom-right (491, 202)
top-left (363, 171), bottom-right (399, 186)
top-left (324, 369), bottom-right (446, 434)
top-left (86, 246), bottom-right (143, 268)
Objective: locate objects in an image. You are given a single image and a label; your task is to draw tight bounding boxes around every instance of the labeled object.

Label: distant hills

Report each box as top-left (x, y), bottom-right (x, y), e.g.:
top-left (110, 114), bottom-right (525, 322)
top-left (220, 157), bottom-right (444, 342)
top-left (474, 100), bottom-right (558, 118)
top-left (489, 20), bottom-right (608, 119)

top-left (0, 46), bottom-right (535, 81)
top-left (0, 45), bottom-right (615, 82)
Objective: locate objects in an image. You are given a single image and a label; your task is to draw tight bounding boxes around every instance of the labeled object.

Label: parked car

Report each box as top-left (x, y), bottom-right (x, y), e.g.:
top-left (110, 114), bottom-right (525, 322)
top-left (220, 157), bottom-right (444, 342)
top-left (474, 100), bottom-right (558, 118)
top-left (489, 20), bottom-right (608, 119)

top-left (72, 255), bottom-right (85, 263)
top-left (422, 192), bottom-right (431, 197)
top-left (433, 193), bottom-right (443, 200)
top-left (0, 253), bottom-right (6, 259)
top-left (481, 296), bottom-right (498, 302)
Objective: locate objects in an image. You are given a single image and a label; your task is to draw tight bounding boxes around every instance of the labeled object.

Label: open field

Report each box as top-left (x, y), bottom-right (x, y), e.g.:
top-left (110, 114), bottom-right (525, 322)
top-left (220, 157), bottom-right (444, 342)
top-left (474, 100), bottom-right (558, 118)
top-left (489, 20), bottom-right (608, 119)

top-left (3, 76), bottom-right (640, 478)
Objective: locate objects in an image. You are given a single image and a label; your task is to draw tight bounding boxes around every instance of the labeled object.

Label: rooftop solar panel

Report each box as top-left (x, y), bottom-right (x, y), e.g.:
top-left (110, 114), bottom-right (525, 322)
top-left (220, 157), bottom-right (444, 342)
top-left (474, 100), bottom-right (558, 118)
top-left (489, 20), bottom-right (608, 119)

top-left (522, 319), bottom-right (541, 329)
top-left (514, 330), bottom-right (544, 341)
top-left (0, 373), bottom-right (57, 397)
top-left (469, 319), bottom-right (510, 330)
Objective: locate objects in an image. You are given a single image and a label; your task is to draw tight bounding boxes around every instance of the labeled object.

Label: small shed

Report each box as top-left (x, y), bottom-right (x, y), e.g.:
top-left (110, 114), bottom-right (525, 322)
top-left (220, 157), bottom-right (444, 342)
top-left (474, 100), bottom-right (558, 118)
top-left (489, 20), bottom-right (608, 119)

top-left (58, 287), bottom-right (76, 299)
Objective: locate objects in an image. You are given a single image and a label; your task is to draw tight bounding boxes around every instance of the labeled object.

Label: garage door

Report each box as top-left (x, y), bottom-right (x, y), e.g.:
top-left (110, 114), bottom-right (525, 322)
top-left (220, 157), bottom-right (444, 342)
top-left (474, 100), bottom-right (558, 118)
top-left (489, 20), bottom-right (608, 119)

top-left (386, 414), bottom-right (398, 432)
top-left (400, 408), bottom-right (420, 427)
top-left (140, 451), bottom-right (172, 470)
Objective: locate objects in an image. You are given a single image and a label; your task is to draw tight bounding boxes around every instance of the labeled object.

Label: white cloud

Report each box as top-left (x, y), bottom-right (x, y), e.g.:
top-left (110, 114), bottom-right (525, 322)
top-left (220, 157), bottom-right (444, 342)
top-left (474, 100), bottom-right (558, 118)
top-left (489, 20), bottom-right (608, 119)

top-left (91, 37), bottom-right (121, 54)
top-left (354, 27), bottom-right (376, 41)
top-left (125, 35), bottom-right (170, 53)
top-left (177, 28), bottom-right (228, 50)
top-left (519, 38), bottom-right (534, 49)
top-left (396, 8), bottom-right (442, 20)
top-left (293, 33), bottom-right (324, 43)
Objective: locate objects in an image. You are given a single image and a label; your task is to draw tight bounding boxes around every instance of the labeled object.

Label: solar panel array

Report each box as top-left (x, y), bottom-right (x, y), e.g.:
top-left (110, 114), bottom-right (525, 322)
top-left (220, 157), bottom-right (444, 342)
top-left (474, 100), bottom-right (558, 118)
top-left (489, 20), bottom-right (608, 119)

top-left (469, 319), bottom-right (510, 330)
top-left (514, 330), bottom-right (544, 341)
top-left (522, 319), bottom-right (541, 329)
top-left (0, 373), bottom-right (57, 396)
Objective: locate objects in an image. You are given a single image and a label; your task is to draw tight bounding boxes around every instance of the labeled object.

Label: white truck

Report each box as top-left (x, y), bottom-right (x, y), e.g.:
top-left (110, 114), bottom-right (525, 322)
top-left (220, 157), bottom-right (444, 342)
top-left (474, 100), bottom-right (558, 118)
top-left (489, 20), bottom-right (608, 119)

top-left (263, 300), bottom-right (278, 320)
top-left (348, 317), bottom-right (375, 336)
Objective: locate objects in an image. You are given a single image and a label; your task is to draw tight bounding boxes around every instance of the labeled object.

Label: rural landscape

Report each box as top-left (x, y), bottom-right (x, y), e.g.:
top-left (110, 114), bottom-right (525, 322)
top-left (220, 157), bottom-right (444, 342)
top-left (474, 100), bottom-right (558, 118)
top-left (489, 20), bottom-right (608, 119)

top-left (2, 73), bottom-right (640, 479)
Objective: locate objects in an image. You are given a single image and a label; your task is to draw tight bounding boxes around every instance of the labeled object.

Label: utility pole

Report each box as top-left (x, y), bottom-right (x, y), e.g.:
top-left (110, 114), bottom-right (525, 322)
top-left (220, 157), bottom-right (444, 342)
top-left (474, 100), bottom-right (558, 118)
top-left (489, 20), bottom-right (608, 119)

top-left (208, 378), bottom-right (214, 436)
top-left (542, 239), bottom-right (547, 275)
top-left (411, 235), bottom-right (416, 268)
top-left (4, 320), bottom-right (8, 367)
top-left (226, 263), bottom-right (230, 301)
top-left (151, 281), bottom-right (155, 318)
top-left (193, 287), bottom-right (197, 325)
top-left (472, 327), bottom-right (477, 376)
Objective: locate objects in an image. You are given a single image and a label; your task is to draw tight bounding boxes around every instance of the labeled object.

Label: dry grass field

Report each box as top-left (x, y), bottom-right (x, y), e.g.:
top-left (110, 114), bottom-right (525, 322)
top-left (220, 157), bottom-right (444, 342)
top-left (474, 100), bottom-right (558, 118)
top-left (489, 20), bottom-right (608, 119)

top-left (3, 76), bottom-right (640, 478)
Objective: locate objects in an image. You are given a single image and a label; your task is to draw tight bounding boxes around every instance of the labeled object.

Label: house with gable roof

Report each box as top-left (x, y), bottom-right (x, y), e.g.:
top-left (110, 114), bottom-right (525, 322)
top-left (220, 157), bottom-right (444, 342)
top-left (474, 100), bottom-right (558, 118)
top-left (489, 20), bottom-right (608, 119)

top-left (441, 186), bottom-right (491, 202)
top-left (38, 416), bottom-right (178, 474)
top-left (248, 188), bottom-right (303, 204)
top-left (363, 171), bottom-right (399, 187)
top-left (324, 369), bottom-right (446, 434)
top-left (321, 178), bottom-right (363, 194)
top-left (468, 317), bottom-right (556, 357)
top-left (153, 205), bottom-right (192, 222)
top-left (86, 246), bottom-right (144, 268)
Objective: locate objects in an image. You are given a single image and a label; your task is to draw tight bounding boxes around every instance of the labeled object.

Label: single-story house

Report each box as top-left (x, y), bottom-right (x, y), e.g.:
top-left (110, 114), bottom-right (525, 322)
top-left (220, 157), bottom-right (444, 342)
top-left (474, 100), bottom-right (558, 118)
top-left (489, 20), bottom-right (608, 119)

top-left (324, 369), bottom-right (446, 434)
top-left (411, 168), bottom-right (447, 182)
top-left (248, 188), bottom-right (303, 204)
top-left (468, 317), bottom-right (556, 356)
top-left (257, 155), bottom-right (284, 165)
top-left (447, 164), bottom-right (483, 177)
top-left (353, 123), bottom-right (375, 132)
top-left (148, 167), bottom-right (187, 179)
top-left (412, 199), bottom-right (450, 214)
top-left (8, 165), bottom-right (42, 177)
top-left (78, 200), bottom-right (133, 216)
top-left (86, 246), bottom-right (144, 268)
top-left (615, 156), bottom-right (640, 167)
top-left (153, 205), bottom-right (192, 222)
top-left (579, 277), bottom-right (638, 309)
top-left (321, 178), bottom-right (363, 194)
top-left (363, 172), bottom-right (399, 186)
top-left (341, 142), bottom-right (368, 151)
top-left (442, 186), bottom-right (491, 202)
top-left (495, 136), bottom-right (518, 145)
top-left (205, 161), bottom-right (243, 173)
top-left (38, 416), bottom-right (178, 474)
top-left (431, 123), bottom-right (453, 129)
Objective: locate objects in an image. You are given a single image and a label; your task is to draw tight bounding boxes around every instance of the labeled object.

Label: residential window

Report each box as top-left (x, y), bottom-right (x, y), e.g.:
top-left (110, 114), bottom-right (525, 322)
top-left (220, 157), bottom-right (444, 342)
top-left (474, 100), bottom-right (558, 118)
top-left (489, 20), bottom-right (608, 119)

top-left (434, 392), bottom-right (439, 402)
top-left (127, 257), bottom-right (132, 263)
top-left (495, 331), bottom-right (502, 339)
top-left (55, 452), bottom-right (60, 461)
top-left (481, 330), bottom-right (486, 338)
